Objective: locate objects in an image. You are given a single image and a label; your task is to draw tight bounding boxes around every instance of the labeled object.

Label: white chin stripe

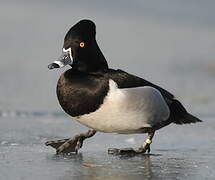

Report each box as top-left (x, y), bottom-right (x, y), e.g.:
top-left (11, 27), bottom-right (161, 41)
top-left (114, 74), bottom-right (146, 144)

top-left (63, 47), bottom-right (72, 60)
top-left (53, 60), bottom-right (65, 68)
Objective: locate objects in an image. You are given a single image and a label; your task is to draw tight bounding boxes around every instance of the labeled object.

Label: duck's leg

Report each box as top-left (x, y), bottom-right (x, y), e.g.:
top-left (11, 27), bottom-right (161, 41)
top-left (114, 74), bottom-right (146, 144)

top-left (138, 131), bottom-right (155, 153)
top-left (45, 129), bottom-right (96, 154)
top-left (108, 131), bottom-right (155, 155)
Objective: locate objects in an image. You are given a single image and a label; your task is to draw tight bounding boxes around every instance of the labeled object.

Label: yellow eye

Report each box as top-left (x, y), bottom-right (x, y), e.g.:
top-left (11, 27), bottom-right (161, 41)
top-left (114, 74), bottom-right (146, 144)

top-left (79, 42), bottom-right (85, 48)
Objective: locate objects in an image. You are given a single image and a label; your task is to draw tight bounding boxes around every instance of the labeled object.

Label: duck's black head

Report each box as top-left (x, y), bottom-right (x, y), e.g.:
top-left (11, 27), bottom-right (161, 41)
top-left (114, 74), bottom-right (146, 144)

top-left (48, 19), bottom-right (108, 73)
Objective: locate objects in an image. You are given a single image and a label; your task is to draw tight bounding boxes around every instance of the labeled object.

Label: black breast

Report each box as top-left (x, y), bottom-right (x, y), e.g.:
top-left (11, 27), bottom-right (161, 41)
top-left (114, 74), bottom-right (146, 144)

top-left (56, 69), bottom-right (109, 117)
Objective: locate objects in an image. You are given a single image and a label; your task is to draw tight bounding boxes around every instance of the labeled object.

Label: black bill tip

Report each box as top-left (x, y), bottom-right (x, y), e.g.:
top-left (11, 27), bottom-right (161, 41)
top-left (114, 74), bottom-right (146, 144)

top-left (48, 63), bottom-right (60, 70)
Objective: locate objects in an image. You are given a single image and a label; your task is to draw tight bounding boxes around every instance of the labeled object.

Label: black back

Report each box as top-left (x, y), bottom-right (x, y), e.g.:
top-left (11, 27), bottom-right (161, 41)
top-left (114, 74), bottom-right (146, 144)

top-left (105, 69), bottom-right (174, 99)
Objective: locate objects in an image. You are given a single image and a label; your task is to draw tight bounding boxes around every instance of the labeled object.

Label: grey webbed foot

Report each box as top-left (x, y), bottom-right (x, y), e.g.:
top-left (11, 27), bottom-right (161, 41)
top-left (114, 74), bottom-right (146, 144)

top-left (45, 138), bottom-right (69, 149)
top-left (108, 131), bottom-right (155, 155)
top-left (108, 145), bottom-right (150, 155)
top-left (45, 130), bottom-right (96, 154)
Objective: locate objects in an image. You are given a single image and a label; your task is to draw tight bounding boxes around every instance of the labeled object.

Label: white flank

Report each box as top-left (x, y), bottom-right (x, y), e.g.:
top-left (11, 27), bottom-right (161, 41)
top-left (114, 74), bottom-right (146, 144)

top-left (74, 80), bottom-right (170, 134)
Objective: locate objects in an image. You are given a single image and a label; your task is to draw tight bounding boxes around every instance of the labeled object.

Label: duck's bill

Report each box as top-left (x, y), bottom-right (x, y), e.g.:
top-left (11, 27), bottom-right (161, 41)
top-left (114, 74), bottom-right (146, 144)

top-left (48, 48), bottom-right (73, 70)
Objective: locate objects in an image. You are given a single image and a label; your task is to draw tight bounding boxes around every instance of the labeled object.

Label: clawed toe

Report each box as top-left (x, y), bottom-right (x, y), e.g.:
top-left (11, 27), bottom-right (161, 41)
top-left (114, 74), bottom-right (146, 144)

top-left (45, 136), bottom-right (83, 154)
top-left (108, 147), bottom-right (148, 155)
top-left (46, 130), bottom-right (96, 154)
top-left (45, 138), bottom-right (69, 149)
top-left (108, 148), bottom-right (135, 154)
top-left (108, 133), bottom-right (153, 155)
top-left (56, 136), bottom-right (83, 154)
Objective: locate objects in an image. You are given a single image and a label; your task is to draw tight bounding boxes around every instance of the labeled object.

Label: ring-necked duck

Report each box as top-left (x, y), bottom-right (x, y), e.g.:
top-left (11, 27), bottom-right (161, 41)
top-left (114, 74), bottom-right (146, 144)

top-left (46, 20), bottom-right (201, 155)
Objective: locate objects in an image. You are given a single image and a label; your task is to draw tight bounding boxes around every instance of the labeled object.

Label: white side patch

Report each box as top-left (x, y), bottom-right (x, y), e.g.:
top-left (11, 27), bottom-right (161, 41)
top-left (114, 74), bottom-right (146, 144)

top-left (74, 80), bottom-right (170, 134)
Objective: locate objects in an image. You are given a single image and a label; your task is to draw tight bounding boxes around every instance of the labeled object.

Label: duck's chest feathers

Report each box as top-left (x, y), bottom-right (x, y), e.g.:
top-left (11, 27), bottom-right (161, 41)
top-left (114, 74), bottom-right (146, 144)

top-left (56, 70), bottom-right (109, 117)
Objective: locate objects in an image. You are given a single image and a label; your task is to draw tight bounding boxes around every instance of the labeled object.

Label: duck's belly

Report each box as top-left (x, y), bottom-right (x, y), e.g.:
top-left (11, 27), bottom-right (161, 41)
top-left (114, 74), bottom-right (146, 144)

top-left (73, 80), bottom-right (170, 134)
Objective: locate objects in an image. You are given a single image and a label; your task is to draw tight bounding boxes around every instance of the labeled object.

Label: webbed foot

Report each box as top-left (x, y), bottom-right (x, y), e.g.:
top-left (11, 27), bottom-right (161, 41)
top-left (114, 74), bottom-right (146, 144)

top-left (45, 130), bottom-right (96, 154)
top-left (108, 131), bottom-right (154, 155)
top-left (108, 145), bottom-right (150, 155)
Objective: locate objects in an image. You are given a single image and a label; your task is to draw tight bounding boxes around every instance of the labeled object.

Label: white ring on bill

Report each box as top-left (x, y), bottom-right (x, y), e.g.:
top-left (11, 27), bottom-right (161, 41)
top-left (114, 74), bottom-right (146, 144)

top-left (53, 60), bottom-right (65, 68)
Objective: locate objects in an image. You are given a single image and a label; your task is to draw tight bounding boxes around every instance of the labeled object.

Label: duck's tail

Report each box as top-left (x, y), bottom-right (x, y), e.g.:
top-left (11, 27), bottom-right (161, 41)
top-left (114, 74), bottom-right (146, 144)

top-left (169, 99), bottom-right (202, 124)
